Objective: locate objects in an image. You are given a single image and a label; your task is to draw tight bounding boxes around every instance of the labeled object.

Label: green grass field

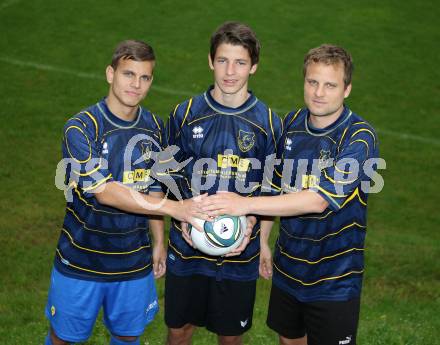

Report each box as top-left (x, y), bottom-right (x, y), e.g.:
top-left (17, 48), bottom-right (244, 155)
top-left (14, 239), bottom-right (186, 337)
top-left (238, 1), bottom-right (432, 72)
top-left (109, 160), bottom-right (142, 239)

top-left (0, 0), bottom-right (439, 344)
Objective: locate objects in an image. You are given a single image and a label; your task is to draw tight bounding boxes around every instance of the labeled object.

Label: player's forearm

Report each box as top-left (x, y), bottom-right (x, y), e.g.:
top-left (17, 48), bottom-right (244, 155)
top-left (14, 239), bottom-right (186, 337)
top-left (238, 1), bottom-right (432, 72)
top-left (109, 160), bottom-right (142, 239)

top-left (93, 182), bottom-right (179, 217)
top-left (247, 190), bottom-right (328, 217)
top-left (148, 192), bottom-right (166, 246)
top-left (260, 217), bottom-right (275, 245)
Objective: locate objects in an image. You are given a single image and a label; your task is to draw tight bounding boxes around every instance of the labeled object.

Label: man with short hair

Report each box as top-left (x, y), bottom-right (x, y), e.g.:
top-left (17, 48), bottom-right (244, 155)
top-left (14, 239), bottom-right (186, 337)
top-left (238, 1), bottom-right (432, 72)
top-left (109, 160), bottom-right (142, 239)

top-left (201, 44), bottom-right (380, 345)
top-left (164, 22), bottom-right (282, 345)
top-left (45, 40), bottom-right (202, 345)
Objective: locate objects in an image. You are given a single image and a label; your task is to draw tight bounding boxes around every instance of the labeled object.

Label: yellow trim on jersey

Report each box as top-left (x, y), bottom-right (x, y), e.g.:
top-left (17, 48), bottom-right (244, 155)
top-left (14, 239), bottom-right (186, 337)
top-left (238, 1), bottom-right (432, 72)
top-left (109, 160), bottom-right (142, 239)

top-left (61, 228), bottom-right (150, 255)
top-left (352, 121), bottom-right (367, 126)
top-left (299, 209), bottom-right (333, 220)
top-left (335, 165), bottom-right (353, 175)
top-left (287, 109), bottom-right (302, 127)
top-left (265, 176), bottom-right (281, 191)
top-left (340, 188), bottom-right (366, 207)
top-left (172, 220), bottom-right (261, 241)
top-left (280, 114), bottom-right (284, 133)
top-left (187, 113), bottom-right (217, 125)
top-left (181, 98), bottom-right (193, 128)
top-left (151, 112), bottom-right (161, 130)
top-left (65, 125), bottom-right (92, 163)
top-left (73, 161), bottom-right (102, 177)
top-left (233, 115), bottom-right (268, 135)
top-left (73, 188), bottom-right (125, 215)
top-left (287, 130), bottom-right (337, 144)
top-left (349, 139), bottom-right (370, 157)
top-left (81, 174), bottom-right (112, 191)
top-left (72, 117), bottom-right (87, 128)
top-left (269, 108), bottom-right (277, 149)
top-left (187, 112), bottom-right (268, 136)
top-left (172, 104), bottom-right (180, 118)
top-left (322, 168), bottom-right (357, 185)
top-left (278, 244), bottom-right (364, 264)
top-left (273, 262), bottom-right (363, 286)
top-left (350, 128), bottom-right (376, 147)
top-left (56, 249), bottom-right (150, 275)
top-left (316, 185), bottom-right (346, 198)
top-left (220, 251), bottom-right (260, 264)
top-left (338, 126), bottom-right (349, 148)
top-left (103, 127), bottom-right (157, 138)
top-left (84, 111), bottom-right (98, 140)
top-left (280, 221), bottom-right (366, 242)
top-left (66, 207), bottom-right (146, 235)
top-left (168, 239), bottom-right (217, 262)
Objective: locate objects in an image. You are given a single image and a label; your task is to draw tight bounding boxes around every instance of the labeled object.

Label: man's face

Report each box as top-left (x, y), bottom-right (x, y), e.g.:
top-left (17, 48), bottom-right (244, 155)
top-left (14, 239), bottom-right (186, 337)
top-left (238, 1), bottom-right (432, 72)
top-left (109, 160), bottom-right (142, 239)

top-left (209, 43), bottom-right (257, 96)
top-left (106, 58), bottom-right (154, 109)
top-left (304, 62), bottom-right (351, 118)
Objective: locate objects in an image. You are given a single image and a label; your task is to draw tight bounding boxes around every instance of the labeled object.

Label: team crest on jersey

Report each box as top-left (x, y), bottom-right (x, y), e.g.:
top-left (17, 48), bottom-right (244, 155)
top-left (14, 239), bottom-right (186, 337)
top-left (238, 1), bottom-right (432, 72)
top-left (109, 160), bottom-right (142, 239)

top-left (318, 149), bottom-right (333, 170)
top-left (238, 130), bottom-right (255, 152)
top-left (192, 126), bottom-right (204, 139)
top-left (140, 141), bottom-right (153, 162)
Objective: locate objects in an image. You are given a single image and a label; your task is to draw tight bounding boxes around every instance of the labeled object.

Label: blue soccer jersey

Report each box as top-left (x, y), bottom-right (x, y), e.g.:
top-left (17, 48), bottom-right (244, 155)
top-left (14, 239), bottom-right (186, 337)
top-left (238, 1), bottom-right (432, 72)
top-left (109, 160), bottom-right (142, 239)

top-left (165, 86), bottom-right (282, 281)
top-left (273, 106), bottom-right (379, 302)
top-left (54, 98), bottom-right (164, 281)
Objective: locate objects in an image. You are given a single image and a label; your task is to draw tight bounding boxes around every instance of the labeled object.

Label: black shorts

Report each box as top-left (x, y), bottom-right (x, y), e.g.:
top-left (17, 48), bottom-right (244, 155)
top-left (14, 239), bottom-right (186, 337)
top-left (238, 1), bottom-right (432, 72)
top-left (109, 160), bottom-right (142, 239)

top-left (164, 271), bottom-right (257, 336)
top-left (267, 284), bottom-right (360, 345)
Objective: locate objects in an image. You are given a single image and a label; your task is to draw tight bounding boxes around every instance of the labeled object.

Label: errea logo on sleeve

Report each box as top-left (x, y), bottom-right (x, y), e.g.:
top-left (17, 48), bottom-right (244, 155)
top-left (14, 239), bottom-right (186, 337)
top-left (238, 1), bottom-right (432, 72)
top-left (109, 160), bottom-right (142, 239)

top-left (192, 126), bottom-right (204, 139)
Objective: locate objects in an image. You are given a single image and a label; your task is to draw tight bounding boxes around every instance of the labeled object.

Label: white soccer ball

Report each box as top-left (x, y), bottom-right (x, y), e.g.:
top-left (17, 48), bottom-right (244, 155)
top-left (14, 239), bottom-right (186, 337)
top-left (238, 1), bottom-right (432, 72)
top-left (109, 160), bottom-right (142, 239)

top-left (189, 215), bottom-right (247, 256)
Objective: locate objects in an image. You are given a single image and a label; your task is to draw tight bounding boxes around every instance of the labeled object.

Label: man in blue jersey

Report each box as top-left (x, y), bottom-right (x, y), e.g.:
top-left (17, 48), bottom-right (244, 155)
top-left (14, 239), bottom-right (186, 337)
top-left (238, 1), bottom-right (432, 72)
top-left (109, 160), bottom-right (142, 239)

top-left (201, 44), bottom-right (381, 345)
top-left (164, 22), bottom-right (282, 345)
top-left (46, 40), bottom-right (205, 345)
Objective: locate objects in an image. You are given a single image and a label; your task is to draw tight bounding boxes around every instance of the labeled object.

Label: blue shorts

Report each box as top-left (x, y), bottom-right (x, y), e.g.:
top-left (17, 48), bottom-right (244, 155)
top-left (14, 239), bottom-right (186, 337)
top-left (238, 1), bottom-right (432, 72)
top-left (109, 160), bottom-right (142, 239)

top-left (45, 268), bottom-right (158, 343)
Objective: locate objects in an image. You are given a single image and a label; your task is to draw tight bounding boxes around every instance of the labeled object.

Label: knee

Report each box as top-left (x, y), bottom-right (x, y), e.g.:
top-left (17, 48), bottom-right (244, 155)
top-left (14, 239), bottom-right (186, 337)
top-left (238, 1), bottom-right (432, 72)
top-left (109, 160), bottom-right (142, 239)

top-left (279, 335), bottom-right (307, 345)
top-left (48, 328), bottom-right (72, 345)
top-left (167, 324), bottom-right (195, 345)
top-left (110, 335), bottom-right (140, 345)
top-left (218, 335), bottom-right (242, 345)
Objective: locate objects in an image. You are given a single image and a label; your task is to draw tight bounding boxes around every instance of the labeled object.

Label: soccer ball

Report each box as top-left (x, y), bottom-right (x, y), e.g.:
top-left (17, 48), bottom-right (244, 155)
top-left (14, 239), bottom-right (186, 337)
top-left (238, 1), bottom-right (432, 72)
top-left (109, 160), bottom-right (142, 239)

top-left (189, 215), bottom-right (247, 256)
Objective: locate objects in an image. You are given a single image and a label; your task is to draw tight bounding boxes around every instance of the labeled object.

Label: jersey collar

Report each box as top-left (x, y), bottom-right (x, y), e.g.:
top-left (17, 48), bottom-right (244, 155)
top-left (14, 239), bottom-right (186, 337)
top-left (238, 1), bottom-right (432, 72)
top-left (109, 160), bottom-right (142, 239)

top-left (305, 106), bottom-right (352, 137)
top-left (203, 85), bottom-right (258, 115)
top-left (97, 98), bottom-right (143, 128)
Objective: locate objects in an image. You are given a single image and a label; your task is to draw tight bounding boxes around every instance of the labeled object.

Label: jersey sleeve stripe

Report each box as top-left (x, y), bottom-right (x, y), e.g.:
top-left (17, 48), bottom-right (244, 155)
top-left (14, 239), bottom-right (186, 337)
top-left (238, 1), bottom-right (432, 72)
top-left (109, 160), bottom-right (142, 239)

top-left (72, 188), bottom-right (125, 215)
top-left (81, 174), bottom-right (112, 192)
top-left (269, 108), bottom-right (277, 149)
top-left (180, 98), bottom-right (193, 128)
top-left (350, 128), bottom-right (376, 147)
top-left (83, 111), bottom-right (98, 140)
top-left (288, 108), bottom-right (302, 127)
top-left (151, 112), bottom-right (161, 130)
top-left (73, 161), bottom-right (102, 176)
top-left (65, 125), bottom-right (92, 163)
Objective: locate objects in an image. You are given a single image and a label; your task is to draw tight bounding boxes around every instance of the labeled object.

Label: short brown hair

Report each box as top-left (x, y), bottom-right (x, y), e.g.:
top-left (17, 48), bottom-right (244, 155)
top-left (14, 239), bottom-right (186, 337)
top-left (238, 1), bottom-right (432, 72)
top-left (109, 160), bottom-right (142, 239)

top-left (303, 44), bottom-right (353, 87)
top-left (111, 40), bottom-right (155, 69)
top-left (210, 21), bottom-right (260, 66)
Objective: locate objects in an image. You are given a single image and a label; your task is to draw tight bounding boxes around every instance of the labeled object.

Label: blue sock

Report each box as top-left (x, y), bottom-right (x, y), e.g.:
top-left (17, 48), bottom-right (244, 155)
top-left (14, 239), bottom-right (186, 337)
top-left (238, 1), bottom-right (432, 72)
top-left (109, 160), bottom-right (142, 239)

top-left (45, 333), bottom-right (53, 345)
top-left (109, 336), bottom-right (140, 345)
